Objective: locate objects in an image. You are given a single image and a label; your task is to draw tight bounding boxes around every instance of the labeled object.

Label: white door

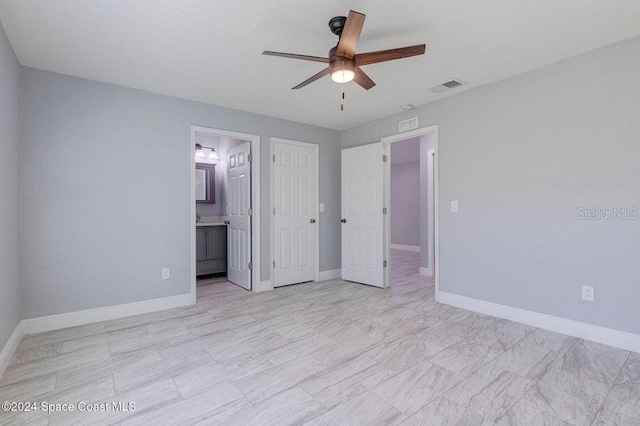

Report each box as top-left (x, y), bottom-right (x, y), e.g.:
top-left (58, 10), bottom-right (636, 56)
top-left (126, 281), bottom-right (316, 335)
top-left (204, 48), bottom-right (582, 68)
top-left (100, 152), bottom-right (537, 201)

top-left (227, 142), bottom-right (251, 290)
top-left (273, 140), bottom-right (318, 287)
top-left (341, 143), bottom-right (385, 287)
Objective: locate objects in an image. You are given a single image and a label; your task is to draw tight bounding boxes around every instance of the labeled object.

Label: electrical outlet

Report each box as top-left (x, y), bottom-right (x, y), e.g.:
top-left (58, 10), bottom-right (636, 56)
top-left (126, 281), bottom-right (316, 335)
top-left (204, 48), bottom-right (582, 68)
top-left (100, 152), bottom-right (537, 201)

top-left (450, 200), bottom-right (459, 213)
top-left (162, 268), bottom-right (170, 280)
top-left (319, 203), bottom-right (325, 212)
top-left (582, 286), bottom-right (594, 302)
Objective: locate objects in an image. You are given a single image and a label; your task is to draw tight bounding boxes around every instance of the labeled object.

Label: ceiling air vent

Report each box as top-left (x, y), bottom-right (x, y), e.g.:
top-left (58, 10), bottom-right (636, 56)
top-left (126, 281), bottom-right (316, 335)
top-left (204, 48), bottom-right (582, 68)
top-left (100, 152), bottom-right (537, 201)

top-left (399, 117), bottom-right (419, 133)
top-left (429, 79), bottom-right (466, 94)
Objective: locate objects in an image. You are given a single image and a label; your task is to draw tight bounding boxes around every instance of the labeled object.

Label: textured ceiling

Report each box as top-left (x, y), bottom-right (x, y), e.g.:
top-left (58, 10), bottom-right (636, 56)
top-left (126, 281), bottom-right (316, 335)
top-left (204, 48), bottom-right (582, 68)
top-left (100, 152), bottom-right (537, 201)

top-left (1, 1), bottom-right (639, 130)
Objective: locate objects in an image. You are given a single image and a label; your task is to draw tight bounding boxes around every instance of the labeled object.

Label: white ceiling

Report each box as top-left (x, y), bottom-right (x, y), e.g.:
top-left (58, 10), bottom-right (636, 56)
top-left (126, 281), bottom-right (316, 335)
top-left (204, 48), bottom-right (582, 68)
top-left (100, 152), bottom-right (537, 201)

top-left (1, 1), bottom-right (639, 130)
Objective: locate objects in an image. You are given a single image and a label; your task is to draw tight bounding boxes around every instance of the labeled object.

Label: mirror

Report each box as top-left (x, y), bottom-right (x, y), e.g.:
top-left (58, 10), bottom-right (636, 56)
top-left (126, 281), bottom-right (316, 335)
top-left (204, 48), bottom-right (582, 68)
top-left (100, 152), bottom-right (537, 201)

top-left (195, 163), bottom-right (216, 203)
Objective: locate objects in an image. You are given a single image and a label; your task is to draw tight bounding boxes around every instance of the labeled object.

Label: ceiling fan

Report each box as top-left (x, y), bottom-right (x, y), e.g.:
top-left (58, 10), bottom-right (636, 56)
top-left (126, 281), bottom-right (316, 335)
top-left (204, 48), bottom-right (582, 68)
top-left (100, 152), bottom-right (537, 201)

top-left (263, 10), bottom-right (426, 90)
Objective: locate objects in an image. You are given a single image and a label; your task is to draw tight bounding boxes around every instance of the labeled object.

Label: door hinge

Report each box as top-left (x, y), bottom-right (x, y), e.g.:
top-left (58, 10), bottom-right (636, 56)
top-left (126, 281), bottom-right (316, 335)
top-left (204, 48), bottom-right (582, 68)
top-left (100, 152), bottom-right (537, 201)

top-left (273, 207), bottom-right (276, 215)
top-left (273, 154), bottom-right (276, 162)
top-left (248, 262), bottom-right (253, 270)
top-left (382, 154), bottom-right (387, 162)
top-left (383, 260), bottom-right (388, 268)
top-left (248, 208), bottom-right (253, 216)
top-left (383, 207), bottom-right (387, 215)
top-left (248, 154), bottom-right (253, 162)
top-left (273, 260), bottom-right (276, 268)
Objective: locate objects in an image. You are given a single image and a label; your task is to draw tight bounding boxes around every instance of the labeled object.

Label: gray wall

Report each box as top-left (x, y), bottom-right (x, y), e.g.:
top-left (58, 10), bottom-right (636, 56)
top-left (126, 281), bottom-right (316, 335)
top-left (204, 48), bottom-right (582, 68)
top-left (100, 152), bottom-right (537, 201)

top-left (342, 37), bottom-right (640, 334)
top-left (20, 67), bottom-right (341, 318)
top-left (0, 22), bottom-right (21, 348)
top-left (390, 160), bottom-right (420, 247)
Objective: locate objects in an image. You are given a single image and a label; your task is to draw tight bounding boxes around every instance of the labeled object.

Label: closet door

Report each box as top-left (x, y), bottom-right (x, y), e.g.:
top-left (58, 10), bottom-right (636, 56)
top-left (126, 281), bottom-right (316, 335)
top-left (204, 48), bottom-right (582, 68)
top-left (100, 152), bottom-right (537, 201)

top-left (273, 139), bottom-right (318, 287)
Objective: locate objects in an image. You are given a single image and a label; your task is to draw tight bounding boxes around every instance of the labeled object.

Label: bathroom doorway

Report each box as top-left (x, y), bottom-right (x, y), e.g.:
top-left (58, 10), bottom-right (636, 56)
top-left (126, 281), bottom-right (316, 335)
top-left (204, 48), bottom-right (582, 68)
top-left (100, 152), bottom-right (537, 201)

top-left (190, 126), bottom-right (261, 301)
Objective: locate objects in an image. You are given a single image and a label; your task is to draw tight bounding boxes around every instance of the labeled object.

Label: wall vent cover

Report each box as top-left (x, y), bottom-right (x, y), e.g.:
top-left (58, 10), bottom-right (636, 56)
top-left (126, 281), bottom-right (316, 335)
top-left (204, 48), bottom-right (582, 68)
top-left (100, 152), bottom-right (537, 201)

top-left (399, 117), bottom-right (419, 133)
top-left (429, 79), bottom-right (466, 94)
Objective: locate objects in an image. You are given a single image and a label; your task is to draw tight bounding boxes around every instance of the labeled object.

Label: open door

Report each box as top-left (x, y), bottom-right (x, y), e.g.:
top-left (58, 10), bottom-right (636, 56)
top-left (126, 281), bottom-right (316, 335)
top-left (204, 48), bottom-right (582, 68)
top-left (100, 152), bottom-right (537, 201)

top-left (341, 143), bottom-right (385, 287)
top-left (227, 142), bottom-right (252, 289)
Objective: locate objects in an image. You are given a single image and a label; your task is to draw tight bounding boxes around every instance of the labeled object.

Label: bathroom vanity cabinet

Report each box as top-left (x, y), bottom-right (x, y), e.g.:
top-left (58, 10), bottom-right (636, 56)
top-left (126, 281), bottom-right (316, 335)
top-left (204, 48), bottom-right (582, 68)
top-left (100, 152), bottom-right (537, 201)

top-left (196, 224), bottom-right (227, 275)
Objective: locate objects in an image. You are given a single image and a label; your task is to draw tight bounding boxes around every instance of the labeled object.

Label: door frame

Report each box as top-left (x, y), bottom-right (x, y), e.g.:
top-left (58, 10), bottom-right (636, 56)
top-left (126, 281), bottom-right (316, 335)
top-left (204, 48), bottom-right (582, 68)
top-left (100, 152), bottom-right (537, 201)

top-left (424, 148), bottom-right (436, 278)
top-left (270, 137), bottom-right (320, 287)
top-left (381, 125), bottom-right (439, 296)
top-left (190, 125), bottom-right (261, 302)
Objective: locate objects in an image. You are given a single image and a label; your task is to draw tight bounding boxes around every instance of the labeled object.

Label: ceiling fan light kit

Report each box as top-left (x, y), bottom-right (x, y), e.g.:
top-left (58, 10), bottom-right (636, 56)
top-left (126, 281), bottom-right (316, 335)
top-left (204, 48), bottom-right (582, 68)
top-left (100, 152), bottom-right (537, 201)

top-left (330, 58), bottom-right (355, 83)
top-left (263, 10), bottom-right (426, 93)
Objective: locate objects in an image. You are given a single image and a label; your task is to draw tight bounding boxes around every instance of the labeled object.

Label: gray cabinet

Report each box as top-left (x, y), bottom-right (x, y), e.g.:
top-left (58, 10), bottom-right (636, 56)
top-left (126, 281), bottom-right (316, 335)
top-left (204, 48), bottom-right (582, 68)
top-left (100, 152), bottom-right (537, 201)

top-left (196, 225), bottom-right (227, 275)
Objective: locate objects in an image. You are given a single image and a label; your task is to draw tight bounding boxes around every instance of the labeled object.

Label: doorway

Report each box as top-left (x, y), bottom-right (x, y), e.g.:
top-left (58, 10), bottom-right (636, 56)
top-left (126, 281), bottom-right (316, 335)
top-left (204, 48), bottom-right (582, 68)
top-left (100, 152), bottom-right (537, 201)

top-left (190, 126), bottom-right (261, 302)
top-left (338, 125), bottom-right (439, 294)
top-left (383, 126), bottom-right (438, 292)
top-left (384, 135), bottom-right (436, 298)
top-left (270, 138), bottom-right (320, 287)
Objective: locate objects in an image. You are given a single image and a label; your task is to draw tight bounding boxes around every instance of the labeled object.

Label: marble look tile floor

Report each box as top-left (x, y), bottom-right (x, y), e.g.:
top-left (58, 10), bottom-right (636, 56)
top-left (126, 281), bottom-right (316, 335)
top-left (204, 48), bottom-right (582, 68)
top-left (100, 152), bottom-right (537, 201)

top-left (1, 251), bottom-right (638, 425)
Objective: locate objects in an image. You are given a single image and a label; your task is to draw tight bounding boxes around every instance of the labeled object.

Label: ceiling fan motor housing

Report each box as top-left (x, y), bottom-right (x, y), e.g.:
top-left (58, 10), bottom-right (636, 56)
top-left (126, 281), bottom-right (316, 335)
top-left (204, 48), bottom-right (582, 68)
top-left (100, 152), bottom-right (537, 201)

top-left (329, 45), bottom-right (355, 64)
top-left (329, 56), bottom-right (355, 76)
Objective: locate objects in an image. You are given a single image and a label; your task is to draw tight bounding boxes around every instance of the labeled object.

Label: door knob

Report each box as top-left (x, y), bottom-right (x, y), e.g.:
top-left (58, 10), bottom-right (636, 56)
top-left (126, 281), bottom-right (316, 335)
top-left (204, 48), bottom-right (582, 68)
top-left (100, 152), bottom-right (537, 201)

top-left (310, 218), bottom-right (316, 224)
top-left (341, 219), bottom-right (347, 223)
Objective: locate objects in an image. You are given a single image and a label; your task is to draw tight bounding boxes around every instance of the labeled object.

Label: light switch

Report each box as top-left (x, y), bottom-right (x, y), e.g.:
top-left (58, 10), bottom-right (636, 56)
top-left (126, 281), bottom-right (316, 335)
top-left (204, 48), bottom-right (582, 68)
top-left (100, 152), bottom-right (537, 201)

top-left (450, 200), bottom-right (459, 213)
top-left (319, 203), bottom-right (325, 212)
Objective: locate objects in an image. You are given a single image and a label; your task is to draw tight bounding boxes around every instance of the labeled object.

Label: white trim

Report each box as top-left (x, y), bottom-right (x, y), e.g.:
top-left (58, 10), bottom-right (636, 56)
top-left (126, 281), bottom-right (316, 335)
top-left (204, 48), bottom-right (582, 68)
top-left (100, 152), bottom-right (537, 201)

top-left (1, 291), bottom-right (193, 380)
top-left (191, 126), bottom-right (261, 293)
top-left (256, 280), bottom-right (274, 293)
top-left (190, 129), bottom-right (197, 304)
top-left (419, 267), bottom-right (434, 277)
top-left (438, 291), bottom-right (640, 353)
top-left (0, 322), bottom-right (23, 380)
top-left (426, 148), bottom-right (436, 279)
top-left (21, 293), bottom-right (193, 335)
top-left (390, 244), bottom-right (421, 252)
top-left (382, 125), bottom-right (439, 294)
top-left (270, 137), bottom-right (321, 287)
top-left (434, 132), bottom-right (440, 296)
top-left (318, 269), bottom-right (342, 281)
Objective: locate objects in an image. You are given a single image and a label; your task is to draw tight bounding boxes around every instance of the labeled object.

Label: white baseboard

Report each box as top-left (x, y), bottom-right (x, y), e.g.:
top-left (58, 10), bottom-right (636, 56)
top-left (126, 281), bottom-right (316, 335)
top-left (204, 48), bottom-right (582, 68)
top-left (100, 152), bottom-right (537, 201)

top-left (21, 292), bottom-right (193, 335)
top-left (318, 269), bottom-right (342, 281)
top-left (437, 291), bottom-right (640, 353)
top-left (419, 267), bottom-right (434, 277)
top-left (0, 322), bottom-right (24, 380)
top-left (1, 292), bottom-right (194, 380)
top-left (255, 280), bottom-right (274, 293)
top-left (390, 244), bottom-right (421, 252)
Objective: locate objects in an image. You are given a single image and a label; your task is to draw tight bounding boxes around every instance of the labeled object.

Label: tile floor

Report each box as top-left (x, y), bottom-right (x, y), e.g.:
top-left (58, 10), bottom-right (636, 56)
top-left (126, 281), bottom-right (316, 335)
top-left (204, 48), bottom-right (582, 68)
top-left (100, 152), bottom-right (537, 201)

top-left (1, 250), bottom-right (638, 425)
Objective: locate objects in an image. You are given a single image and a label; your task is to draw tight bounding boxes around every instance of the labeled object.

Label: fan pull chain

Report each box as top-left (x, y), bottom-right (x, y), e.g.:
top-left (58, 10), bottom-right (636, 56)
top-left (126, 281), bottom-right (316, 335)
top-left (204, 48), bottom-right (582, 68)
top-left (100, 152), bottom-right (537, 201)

top-left (340, 85), bottom-right (345, 111)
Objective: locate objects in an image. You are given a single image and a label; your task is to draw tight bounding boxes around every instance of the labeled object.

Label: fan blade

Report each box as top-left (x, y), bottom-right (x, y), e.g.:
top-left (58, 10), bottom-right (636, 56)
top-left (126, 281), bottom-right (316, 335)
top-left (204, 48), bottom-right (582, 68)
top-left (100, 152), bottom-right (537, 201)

top-left (292, 67), bottom-right (330, 89)
top-left (353, 67), bottom-right (375, 90)
top-left (355, 44), bottom-right (426, 66)
top-left (336, 10), bottom-right (365, 59)
top-left (263, 51), bottom-right (329, 63)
